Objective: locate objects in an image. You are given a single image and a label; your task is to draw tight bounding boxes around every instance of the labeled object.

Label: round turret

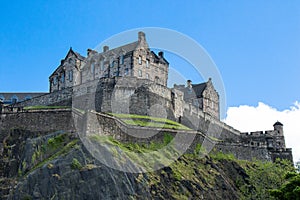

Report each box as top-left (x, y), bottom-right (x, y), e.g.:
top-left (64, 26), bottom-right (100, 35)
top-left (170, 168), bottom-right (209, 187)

top-left (273, 121), bottom-right (283, 136)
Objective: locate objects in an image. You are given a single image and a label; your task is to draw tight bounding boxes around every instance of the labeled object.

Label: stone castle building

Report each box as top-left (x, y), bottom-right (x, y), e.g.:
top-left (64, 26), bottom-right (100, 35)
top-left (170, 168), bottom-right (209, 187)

top-left (49, 32), bottom-right (169, 93)
top-left (48, 31), bottom-right (219, 120)
top-left (5, 31), bottom-right (292, 162)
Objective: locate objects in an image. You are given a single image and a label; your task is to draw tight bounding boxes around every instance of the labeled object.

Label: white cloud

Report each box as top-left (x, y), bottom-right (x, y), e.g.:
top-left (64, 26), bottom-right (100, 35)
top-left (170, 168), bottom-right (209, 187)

top-left (223, 101), bottom-right (300, 163)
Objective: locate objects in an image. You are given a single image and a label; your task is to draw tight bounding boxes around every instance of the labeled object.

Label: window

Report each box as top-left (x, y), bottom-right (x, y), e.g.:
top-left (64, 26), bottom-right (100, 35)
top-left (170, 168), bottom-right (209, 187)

top-left (138, 69), bottom-right (142, 77)
top-left (100, 60), bottom-right (104, 71)
top-left (146, 73), bottom-right (149, 79)
top-left (91, 63), bottom-right (95, 73)
top-left (124, 68), bottom-right (129, 75)
top-left (53, 76), bottom-right (57, 85)
top-left (146, 59), bottom-right (149, 68)
top-left (69, 70), bottom-right (73, 82)
top-left (120, 55), bottom-right (124, 64)
top-left (110, 58), bottom-right (114, 67)
top-left (138, 56), bottom-right (142, 65)
top-left (61, 73), bottom-right (65, 83)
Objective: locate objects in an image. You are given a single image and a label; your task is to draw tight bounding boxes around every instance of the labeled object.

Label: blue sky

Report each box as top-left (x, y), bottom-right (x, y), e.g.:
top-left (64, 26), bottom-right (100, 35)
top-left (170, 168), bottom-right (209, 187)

top-left (0, 1), bottom-right (299, 161)
top-left (1, 1), bottom-right (299, 110)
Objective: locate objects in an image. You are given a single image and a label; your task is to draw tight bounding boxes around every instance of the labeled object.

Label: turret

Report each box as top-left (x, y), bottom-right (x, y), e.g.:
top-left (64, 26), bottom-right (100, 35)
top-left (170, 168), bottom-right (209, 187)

top-left (273, 121), bottom-right (283, 136)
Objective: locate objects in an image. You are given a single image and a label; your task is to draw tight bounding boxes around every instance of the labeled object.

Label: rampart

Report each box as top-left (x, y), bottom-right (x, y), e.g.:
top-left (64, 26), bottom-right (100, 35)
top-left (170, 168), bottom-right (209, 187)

top-left (0, 109), bottom-right (75, 133)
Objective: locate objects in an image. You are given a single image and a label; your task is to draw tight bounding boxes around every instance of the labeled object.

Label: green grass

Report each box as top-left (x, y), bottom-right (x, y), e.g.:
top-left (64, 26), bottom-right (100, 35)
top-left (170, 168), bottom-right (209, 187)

top-left (23, 105), bottom-right (70, 110)
top-left (24, 139), bottom-right (79, 176)
top-left (89, 134), bottom-right (181, 171)
top-left (109, 113), bottom-right (191, 130)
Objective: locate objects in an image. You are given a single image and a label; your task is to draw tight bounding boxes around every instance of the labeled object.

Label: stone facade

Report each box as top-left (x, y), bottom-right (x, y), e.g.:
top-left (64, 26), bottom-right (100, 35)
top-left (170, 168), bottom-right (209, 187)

top-left (49, 48), bottom-right (86, 93)
top-left (240, 121), bottom-right (287, 150)
top-left (3, 30), bottom-right (292, 163)
top-left (174, 78), bottom-right (220, 119)
top-left (49, 32), bottom-right (169, 93)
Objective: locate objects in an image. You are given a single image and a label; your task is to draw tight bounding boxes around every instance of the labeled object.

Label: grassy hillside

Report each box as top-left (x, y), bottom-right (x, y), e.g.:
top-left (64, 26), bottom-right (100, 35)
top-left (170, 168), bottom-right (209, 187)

top-left (2, 130), bottom-right (297, 199)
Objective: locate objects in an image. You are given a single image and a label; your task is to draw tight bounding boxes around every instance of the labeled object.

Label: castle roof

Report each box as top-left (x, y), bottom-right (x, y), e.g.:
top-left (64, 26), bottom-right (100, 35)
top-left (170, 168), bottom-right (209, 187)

top-left (274, 121), bottom-right (283, 126)
top-left (97, 41), bottom-right (139, 57)
top-left (192, 82), bottom-right (207, 98)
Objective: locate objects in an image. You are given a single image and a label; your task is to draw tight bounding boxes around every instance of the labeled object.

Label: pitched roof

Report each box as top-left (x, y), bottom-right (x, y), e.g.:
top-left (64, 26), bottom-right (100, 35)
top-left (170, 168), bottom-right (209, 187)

top-left (50, 48), bottom-right (86, 77)
top-left (192, 82), bottom-right (207, 98)
top-left (99, 41), bottom-right (139, 57)
top-left (71, 49), bottom-right (86, 61)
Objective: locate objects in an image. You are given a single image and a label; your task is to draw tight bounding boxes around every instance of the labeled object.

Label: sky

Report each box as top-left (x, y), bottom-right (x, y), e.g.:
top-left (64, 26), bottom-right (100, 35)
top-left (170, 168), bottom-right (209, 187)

top-left (0, 1), bottom-right (299, 161)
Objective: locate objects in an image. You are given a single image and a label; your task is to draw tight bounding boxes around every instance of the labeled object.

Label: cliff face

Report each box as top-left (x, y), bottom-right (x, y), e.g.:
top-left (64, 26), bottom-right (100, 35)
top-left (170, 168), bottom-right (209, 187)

top-left (2, 130), bottom-right (246, 200)
top-left (1, 129), bottom-right (293, 200)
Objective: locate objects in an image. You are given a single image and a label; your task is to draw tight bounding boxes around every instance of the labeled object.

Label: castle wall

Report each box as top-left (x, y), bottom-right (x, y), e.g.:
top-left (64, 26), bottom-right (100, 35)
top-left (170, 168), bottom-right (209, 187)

top-left (82, 111), bottom-right (291, 162)
top-left (14, 88), bottom-right (73, 108)
top-left (0, 110), bottom-right (75, 133)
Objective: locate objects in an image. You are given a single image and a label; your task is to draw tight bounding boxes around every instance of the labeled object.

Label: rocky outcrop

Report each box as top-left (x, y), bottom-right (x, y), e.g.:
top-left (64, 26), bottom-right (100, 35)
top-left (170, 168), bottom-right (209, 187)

top-left (0, 129), bottom-right (249, 200)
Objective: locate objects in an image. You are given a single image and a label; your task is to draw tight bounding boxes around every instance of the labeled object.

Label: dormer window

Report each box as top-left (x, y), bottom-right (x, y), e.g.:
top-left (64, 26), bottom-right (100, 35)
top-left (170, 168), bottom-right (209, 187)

top-left (138, 56), bottom-right (142, 65)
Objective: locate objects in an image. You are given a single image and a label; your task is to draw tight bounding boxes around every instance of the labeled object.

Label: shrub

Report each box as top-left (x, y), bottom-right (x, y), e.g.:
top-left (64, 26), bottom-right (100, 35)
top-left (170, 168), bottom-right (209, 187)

top-left (71, 158), bottom-right (82, 170)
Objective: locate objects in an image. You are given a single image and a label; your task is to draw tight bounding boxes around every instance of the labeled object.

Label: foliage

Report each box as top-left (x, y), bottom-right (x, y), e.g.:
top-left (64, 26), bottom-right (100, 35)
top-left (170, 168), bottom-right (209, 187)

top-left (270, 172), bottom-right (300, 200)
top-left (23, 105), bottom-right (70, 110)
top-left (238, 158), bottom-right (295, 200)
top-left (110, 113), bottom-right (191, 130)
top-left (71, 158), bottom-right (82, 170)
top-left (210, 151), bottom-right (235, 161)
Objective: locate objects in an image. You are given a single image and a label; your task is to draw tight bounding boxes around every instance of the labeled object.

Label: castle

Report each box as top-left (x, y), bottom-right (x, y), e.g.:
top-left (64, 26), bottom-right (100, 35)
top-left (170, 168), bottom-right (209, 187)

top-left (1, 32), bottom-right (293, 162)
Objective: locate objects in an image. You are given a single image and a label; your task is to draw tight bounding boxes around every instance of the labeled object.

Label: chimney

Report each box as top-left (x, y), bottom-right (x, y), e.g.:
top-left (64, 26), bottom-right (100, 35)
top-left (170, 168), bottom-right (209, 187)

top-left (138, 31), bottom-right (146, 42)
top-left (60, 59), bottom-right (64, 65)
top-left (103, 46), bottom-right (109, 52)
top-left (87, 49), bottom-right (92, 56)
top-left (158, 51), bottom-right (164, 58)
top-left (187, 80), bottom-right (192, 88)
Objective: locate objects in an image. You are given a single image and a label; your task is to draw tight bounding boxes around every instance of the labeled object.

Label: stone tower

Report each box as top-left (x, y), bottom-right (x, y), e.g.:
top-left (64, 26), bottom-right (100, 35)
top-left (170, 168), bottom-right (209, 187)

top-left (272, 121), bottom-right (286, 149)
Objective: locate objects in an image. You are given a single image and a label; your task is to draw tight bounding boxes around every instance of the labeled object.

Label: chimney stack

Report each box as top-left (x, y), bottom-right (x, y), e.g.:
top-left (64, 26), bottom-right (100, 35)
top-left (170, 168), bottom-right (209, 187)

top-left (138, 31), bottom-right (146, 42)
top-left (158, 51), bottom-right (164, 58)
top-left (103, 46), bottom-right (109, 52)
top-left (187, 80), bottom-right (192, 88)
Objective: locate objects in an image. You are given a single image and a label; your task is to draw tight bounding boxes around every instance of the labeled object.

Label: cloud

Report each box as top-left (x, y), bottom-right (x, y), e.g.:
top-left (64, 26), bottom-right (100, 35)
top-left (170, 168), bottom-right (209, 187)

top-left (223, 101), bottom-right (300, 163)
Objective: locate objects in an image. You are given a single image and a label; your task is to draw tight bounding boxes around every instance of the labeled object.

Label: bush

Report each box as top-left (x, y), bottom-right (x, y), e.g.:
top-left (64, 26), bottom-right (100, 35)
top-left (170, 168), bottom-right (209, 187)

top-left (71, 158), bottom-right (82, 170)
